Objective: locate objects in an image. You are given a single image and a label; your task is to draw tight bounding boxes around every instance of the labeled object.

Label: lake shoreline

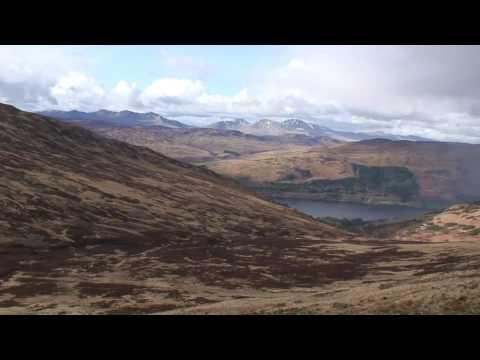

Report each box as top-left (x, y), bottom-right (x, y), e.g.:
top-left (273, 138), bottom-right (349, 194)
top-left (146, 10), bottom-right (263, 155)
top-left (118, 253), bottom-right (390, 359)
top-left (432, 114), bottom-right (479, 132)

top-left (261, 191), bottom-right (451, 210)
top-left (270, 197), bottom-right (438, 221)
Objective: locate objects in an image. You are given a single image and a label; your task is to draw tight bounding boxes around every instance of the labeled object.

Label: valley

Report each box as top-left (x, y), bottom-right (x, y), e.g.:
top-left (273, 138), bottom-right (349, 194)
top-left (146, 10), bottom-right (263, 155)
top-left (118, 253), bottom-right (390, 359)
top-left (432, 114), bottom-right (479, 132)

top-left (1, 104), bottom-right (480, 315)
top-left (3, 42), bottom-right (480, 316)
top-left (42, 110), bottom-right (468, 208)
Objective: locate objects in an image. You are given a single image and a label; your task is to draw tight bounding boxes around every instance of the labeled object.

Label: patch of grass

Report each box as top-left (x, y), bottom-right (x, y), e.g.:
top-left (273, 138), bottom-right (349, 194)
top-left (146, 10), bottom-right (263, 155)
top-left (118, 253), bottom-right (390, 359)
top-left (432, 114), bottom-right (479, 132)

top-left (378, 282), bottom-right (396, 290)
top-left (223, 150), bottom-right (241, 157)
top-left (255, 307), bottom-right (318, 315)
top-left (426, 223), bottom-right (444, 232)
top-left (468, 228), bottom-right (480, 236)
top-left (445, 223), bottom-right (459, 227)
top-left (333, 302), bottom-right (351, 310)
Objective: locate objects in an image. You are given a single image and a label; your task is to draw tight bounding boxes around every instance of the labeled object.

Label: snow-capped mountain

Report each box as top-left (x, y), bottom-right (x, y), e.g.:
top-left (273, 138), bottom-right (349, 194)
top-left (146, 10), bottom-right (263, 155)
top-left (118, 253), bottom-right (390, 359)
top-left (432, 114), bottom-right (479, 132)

top-left (252, 119), bottom-right (281, 130)
top-left (280, 118), bottom-right (315, 132)
top-left (207, 117), bottom-right (431, 142)
top-left (210, 118), bottom-right (250, 130)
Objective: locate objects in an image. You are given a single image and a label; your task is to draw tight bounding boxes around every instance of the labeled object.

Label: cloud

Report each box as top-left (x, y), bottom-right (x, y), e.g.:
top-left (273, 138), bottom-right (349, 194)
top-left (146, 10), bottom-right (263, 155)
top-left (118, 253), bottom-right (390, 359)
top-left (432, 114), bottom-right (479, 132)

top-left (110, 80), bottom-right (142, 110)
top-left (139, 78), bottom-right (205, 105)
top-left (3, 45), bottom-right (480, 143)
top-left (253, 45), bottom-right (480, 142)
top-left (0, 46), bottom-right (93, 111)
top-left (267, 46), bottom-right (480, 113)
top-left (112, 80), bottom-right (137, 98)
top-left (50, 72), bottom-right (106, 111)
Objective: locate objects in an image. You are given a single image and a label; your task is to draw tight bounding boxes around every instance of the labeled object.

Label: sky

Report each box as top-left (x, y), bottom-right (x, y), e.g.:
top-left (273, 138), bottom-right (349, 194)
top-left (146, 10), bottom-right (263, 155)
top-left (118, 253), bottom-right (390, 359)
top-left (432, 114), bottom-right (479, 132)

top-left (1, 45), bottom-right (480, 143)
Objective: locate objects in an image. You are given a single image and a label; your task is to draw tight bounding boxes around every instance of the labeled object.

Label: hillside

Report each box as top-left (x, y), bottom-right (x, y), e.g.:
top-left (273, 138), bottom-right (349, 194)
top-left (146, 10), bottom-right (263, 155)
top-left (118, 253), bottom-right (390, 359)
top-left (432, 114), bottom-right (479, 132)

top-left (167, 204), bottom-right (480, 314)
top-left (209, 139), bottom-right (480, 206)
top-left (0, 103), bottom-right (359, 314)
top-left (1, 104), bottom-right (348, 248)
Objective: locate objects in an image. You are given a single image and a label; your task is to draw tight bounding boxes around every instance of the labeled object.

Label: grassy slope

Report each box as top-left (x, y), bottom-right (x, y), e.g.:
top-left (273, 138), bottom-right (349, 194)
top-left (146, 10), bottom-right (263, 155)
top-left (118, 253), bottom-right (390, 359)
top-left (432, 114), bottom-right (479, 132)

top-left (0, 104), bottom-right (346, 249)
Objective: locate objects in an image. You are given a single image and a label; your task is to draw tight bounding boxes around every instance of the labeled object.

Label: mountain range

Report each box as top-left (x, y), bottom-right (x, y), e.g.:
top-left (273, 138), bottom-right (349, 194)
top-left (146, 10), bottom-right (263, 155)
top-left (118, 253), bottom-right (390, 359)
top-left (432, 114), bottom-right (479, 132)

top-left (40, 110), bottom-right (341, 163)
top-left (39, 110), bottom-right (430, 142)
top-left (39, 109), bottom-right (190, 129)
top-left (209, 118), bottom-right (430, 142)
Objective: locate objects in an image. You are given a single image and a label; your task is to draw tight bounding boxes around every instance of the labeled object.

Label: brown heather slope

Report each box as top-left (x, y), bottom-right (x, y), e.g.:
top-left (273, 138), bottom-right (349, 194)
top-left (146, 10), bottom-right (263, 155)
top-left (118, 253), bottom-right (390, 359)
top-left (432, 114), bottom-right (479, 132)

top-left (166, 203), bottom-right (480, 315)
top-left (209, 139), bottom-right (480, 203)
top-left (90, 126), bottom-right (339, 163)
top-left (0, 103), bottom-right (362, 314)
top-left (2, 103), bottom-right (480, 315)
top-left (0, 103), bottom-right (345, 248)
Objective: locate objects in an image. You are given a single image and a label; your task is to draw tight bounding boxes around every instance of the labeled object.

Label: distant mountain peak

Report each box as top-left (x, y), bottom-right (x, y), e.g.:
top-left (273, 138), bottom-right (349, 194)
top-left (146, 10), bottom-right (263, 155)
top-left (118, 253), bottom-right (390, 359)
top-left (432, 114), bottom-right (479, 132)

top-left (358, 138), bottom-right (395, 144)
top-left (253, 119), bottom-right (280, 128)
top-left (281, 118), bottom-right (314, 131)
top-left (119, 110), bottom-right (137, 115)
top-left (205, 116), bottom-right (435, 143)
top-left (210, 118), bottom-right (249, 129)
top-left (94, 109), bottom-right (114, 115)
top-left (37, 109), bottom-right (191, 129)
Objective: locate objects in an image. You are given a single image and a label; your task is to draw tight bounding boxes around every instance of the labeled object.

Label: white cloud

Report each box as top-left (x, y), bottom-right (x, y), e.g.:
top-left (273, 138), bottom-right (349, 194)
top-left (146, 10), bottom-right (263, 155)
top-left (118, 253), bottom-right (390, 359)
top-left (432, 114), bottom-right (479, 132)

top-left (0, 46), bottom-right (88, 84)
top-left (3, 45), bottom-right (480, 143)
top-left (112, 80), bottom-right (137, 97)
top-left (50, 72), bottom-right (106, 111)
top-left (0, 46), bottom-right (90, 110)
top-left (109, 80), bottom-right (141, 110)
top-left (250, 45), bottom-right (480, 142)
top-left (139, 78), bottom-right (205, 107)
top-left (197, 88), bottom-right (250, 106)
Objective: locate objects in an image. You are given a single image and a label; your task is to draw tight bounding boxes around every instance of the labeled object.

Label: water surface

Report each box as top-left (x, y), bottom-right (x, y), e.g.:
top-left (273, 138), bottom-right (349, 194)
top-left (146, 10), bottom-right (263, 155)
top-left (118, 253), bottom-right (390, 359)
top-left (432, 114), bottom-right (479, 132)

top-left (276, 199), bottom-right (431, 221)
